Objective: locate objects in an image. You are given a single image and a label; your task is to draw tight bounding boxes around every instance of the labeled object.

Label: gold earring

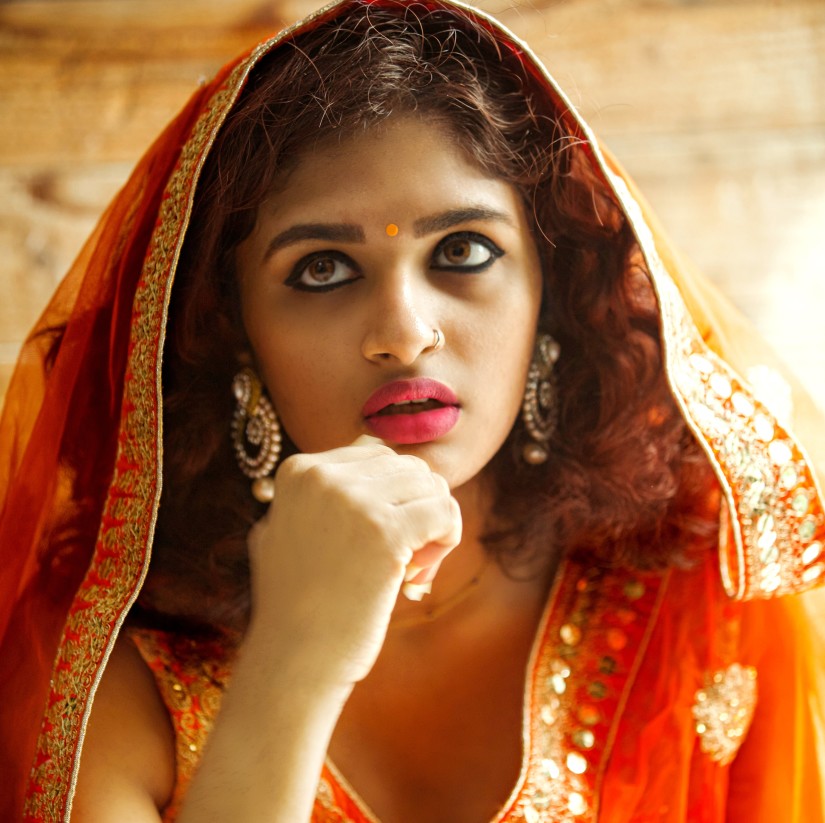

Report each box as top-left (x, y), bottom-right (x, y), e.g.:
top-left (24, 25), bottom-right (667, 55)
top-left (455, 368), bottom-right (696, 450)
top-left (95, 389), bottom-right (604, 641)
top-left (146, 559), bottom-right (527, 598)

top-left (231, 368), bottom-right (281, 502)
top-left (521, 333), bottom-right (560, 465)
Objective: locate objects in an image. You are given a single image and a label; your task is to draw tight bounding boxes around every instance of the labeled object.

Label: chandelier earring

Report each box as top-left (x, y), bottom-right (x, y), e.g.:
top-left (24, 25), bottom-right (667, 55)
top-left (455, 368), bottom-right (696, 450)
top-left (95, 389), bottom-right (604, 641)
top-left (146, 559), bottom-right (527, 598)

top-left (231, 367), bottom-right (282, 503)
top-left (521, 333), bottom-right (561, 465)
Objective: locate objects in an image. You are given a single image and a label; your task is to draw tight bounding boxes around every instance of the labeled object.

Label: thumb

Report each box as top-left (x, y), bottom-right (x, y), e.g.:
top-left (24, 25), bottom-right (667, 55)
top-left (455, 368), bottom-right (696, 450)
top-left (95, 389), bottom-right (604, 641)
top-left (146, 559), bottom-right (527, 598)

top-left (351, 434), bottom-right (390, 449)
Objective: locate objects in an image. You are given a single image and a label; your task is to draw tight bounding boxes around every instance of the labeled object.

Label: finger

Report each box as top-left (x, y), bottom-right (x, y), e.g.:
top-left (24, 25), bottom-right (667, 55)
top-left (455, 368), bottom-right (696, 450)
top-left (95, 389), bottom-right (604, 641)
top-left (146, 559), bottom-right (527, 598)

top-left (404, 552), bottom-right (447, 583)
top-left (288, 435), bottom-right (438, 480)
top-left (376, 470), bottom-right (448, 505)
top-left (393, 494), bottom-right (462, 559)
top-left (409, 556), bottom-right (445, 585)
top-left (351, 434), bottom-right (388, 449)
top-left (291, 435), bottom-right (395, 466)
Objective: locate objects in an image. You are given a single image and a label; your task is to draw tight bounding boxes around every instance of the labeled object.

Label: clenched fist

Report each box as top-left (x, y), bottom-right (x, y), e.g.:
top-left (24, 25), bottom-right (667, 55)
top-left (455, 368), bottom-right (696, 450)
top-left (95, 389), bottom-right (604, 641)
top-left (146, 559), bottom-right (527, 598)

top-left (245, 435), bottom-right (462, 688)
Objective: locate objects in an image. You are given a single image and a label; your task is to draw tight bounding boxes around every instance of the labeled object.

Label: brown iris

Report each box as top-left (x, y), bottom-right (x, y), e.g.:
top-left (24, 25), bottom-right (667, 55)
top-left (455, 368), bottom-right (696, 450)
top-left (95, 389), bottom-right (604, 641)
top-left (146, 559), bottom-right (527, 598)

top-left (441, 239), bottom-right (472, 264)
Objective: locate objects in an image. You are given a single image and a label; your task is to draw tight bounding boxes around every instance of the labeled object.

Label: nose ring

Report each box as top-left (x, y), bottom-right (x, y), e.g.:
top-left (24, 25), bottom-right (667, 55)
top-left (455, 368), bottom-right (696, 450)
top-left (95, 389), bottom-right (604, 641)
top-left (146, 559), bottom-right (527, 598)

top-left (431, 328), bottom-right (445, 352)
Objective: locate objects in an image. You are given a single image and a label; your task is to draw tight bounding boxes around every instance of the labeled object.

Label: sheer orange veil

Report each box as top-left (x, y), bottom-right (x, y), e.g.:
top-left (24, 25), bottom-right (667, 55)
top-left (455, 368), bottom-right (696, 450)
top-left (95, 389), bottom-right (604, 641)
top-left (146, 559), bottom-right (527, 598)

top-left (0, 1), bottom-right (822, 820)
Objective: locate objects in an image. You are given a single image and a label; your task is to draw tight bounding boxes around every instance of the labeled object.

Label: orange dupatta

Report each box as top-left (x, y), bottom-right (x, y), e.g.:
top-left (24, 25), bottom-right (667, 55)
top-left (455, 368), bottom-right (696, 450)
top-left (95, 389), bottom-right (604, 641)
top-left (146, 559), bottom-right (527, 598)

top-left (0, 1), bottom-right (823, 820)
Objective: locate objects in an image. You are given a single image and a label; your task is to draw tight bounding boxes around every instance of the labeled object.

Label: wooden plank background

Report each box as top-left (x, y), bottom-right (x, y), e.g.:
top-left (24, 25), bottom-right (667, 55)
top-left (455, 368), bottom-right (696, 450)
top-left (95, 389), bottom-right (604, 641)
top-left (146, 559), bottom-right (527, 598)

top-left (1, 0), bottom-right (823, 414)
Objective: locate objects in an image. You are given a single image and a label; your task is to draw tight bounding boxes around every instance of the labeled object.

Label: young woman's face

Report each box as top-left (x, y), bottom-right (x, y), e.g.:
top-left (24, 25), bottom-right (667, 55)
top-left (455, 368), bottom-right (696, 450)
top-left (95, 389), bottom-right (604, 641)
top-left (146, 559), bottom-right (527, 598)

top-left (236, 116), bottom-right (543, 489)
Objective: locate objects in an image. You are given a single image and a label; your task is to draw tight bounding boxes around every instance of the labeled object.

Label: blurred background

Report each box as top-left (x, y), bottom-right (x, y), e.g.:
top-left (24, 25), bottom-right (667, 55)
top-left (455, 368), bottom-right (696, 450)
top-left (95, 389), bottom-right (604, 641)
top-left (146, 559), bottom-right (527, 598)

top-left (0, 0), bottom-right (823, 411)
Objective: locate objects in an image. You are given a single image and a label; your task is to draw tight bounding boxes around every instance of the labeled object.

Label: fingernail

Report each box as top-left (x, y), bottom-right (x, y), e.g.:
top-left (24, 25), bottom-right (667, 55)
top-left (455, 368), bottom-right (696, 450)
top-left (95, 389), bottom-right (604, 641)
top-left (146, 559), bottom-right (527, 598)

top-left (402, 581), bottom-right (433, 601)
top-left (404, 563), bottom-right (423, 583)
top-left (420, 560), bottom-right (442, 584)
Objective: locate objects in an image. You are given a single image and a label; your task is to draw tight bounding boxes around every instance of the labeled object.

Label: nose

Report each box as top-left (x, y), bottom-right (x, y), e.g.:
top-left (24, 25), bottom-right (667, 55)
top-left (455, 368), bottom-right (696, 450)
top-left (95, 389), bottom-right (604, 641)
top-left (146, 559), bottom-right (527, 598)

top-left (361, 273), bottom-right (441, 366)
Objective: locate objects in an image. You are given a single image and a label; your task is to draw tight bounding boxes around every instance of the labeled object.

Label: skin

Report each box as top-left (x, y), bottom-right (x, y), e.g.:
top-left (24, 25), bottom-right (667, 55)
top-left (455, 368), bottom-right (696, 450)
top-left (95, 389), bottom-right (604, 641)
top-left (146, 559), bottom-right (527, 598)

top-left (75, 116), bottom-right (550, 823)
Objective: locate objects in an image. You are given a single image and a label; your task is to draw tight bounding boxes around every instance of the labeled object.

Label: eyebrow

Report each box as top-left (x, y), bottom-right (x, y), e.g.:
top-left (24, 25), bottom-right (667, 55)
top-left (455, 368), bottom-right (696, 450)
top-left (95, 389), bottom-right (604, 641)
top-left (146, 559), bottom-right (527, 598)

top-left (262, 206), bottom-right (514, 261)
top-left (263, 223), bottom-right (365, 260)
top-left (412, 207), bottom-right (515, 236)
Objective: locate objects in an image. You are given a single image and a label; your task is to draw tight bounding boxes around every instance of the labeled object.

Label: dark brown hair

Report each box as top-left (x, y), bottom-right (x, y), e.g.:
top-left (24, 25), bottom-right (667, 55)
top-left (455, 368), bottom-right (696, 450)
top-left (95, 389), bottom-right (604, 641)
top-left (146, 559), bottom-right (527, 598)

top-left (139, 0), bottom-right (717, 630)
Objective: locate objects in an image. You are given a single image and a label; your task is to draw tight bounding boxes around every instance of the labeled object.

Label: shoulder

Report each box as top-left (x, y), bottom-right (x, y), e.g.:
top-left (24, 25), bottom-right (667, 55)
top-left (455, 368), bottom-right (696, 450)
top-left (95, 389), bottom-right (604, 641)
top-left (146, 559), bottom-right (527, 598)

top-left (72, 633), bottom-right (175, 822)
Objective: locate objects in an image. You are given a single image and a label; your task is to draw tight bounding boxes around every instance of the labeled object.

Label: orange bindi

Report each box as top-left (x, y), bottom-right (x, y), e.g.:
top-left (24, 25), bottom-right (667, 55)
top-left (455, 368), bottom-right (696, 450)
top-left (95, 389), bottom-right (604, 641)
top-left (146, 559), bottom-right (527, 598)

top-left (385, 223), bottom-right (399, 237)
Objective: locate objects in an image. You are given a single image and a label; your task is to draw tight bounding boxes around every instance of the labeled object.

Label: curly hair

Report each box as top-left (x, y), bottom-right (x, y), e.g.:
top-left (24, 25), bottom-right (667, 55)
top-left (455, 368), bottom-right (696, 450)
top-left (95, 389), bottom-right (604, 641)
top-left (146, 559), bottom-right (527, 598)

top-left (139, 0), bottom-right (718, 630)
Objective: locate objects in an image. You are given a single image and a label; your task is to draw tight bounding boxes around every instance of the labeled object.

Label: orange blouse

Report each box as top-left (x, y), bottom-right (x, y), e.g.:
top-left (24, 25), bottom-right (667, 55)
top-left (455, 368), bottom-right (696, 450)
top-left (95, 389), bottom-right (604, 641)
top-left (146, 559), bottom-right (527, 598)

top-left (130, 549), bottom-right (824, 823)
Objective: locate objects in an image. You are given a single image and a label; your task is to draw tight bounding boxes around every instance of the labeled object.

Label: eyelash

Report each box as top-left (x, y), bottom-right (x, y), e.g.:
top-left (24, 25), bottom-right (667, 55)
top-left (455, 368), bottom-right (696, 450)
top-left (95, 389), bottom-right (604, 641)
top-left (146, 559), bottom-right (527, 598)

top-left (283, 231), bottom-right (505, 293)
top-left (284, 251), bottom-right (359, 293)
top-left (431, 232), bottom-right (504, 274)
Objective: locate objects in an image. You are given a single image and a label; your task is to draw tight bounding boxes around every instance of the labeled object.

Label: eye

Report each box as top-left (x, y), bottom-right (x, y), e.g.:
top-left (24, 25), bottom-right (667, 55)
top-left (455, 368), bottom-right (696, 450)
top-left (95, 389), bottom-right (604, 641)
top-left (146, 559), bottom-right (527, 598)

top-left (431, 232), bottom-right (504, 273)
top-left (285, 251), bottom-right (361, 292)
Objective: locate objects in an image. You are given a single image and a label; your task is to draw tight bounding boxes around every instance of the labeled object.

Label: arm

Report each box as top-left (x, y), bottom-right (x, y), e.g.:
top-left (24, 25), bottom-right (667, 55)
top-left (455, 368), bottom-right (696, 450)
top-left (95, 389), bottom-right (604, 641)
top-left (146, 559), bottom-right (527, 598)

top-left (178, 438), bottom-right (460, 823)
top-left (77, 438), bottom-right (459, 822)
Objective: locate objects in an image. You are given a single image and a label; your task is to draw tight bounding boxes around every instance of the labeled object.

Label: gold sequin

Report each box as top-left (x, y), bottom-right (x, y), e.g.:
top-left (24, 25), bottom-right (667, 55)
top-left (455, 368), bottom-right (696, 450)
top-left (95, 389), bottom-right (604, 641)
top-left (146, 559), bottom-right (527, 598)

top-left (768, 439), bottom-right (792, 466)
top-left (540, 704), bottom-right (557, 726)
top-left (568, 792), bottom-right (587, 815)
top-left (578, 704), bottom-right (601, 726)
top-left (800, 518), bottom-right (817, 541)
top-left (572, 729), bottom-right (596, 750)
top-left (588, 681), bottom-right (607, 700)
top-left (599, 656), bottom-right (617, 674)
top-left (606, 629), bottom-right (627, 651)
top-left (560, 623), bottom-right (582, 646)
top-left (541, 758), bottom-right (560, 779)
top-left (803, 541), bottom-right (823, 565)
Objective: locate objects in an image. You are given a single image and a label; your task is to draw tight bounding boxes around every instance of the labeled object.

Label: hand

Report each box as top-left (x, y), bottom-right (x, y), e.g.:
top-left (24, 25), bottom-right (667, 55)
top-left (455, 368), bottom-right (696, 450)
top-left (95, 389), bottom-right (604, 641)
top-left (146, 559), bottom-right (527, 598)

top-left (245, 435), bottom-right (462, 687)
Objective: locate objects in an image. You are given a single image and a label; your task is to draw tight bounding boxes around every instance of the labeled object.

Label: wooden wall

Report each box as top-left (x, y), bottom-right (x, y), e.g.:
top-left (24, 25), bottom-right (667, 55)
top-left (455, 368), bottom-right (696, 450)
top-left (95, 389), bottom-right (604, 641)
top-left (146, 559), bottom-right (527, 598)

top-left (1, 0), bottom-right (823, 412)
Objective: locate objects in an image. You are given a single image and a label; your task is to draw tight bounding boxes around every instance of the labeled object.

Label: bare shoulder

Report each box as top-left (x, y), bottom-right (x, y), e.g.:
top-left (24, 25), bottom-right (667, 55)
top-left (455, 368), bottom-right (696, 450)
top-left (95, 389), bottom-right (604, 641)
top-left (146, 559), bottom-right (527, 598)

top-left (72, 633), bottom-right (175, 822)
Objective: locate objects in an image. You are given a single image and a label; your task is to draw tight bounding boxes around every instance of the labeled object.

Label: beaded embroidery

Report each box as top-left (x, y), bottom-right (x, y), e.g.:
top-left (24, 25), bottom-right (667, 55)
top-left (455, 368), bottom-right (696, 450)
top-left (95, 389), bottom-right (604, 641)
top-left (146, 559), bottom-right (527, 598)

top-left (608, 172), bottom-right (825, 601)
top-left (128, 561), bottom-right (666, 823)
top-left (502, 565), bottom-right (666, 822)
top-left (692, 664), bottom-right (758, 766)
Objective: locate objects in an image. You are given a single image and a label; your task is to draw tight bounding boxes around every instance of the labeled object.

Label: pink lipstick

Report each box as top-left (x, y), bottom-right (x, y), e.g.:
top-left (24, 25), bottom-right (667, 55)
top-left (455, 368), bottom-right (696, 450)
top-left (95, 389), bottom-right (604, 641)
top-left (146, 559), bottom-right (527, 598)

top-left (362, 378), bottom-right (460, 444)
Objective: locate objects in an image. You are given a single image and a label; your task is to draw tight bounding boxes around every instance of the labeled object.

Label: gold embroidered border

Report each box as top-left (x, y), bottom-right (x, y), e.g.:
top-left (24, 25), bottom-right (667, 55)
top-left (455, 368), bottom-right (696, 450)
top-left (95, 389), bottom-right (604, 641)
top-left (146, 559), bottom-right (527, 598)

top-left (499, 563), bottom-right (666, 822)
top-left (490, 0), bottom-right (825, 600)
top-left (608, 174), bottom-right (824, 600)
top-left (21, 19), bottom-right (324, 820)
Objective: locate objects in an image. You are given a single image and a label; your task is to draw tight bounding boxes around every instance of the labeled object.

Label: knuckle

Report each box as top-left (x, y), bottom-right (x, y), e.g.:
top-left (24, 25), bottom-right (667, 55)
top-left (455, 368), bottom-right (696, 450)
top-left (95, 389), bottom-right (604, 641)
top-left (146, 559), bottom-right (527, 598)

top-left (301, 461), bottom-right (337, 490)
top-left (276, 453), bottom-right (308, 483)
top-left (405, 453), bottom-right (431, 471)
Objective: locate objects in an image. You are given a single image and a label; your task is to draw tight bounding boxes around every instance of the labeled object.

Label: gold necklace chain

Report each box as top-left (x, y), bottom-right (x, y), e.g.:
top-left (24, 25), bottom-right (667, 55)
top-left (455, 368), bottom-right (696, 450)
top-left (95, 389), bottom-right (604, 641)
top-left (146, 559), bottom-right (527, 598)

top-left (389, 557), bottom-right (490, 630)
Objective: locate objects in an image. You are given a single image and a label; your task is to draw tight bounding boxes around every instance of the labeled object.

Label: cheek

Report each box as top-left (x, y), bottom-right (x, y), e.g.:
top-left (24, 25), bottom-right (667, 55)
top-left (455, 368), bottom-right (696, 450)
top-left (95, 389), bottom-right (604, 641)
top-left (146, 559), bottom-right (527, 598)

top-left (250, 332), bottom-right (355, 452)
top-left (469, 293), bottom-right (539, 421)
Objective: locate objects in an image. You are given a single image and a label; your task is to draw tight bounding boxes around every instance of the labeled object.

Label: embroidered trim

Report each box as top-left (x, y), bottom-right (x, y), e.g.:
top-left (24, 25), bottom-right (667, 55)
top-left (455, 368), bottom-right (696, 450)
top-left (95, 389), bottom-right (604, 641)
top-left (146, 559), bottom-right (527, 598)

top-left (123, 563), bottom-right (666, 823)
top-left (692, 663), bottom-right (758, 766)
top-left (501, 563), bottom-right (666, 823)
top-left (24, 6), bottom-right (377, 816)
top-left (129, 630), bottom-right (232, 821)
top-left (608, 174), bottom-right (824, 601)
top-left (23, 36), bottom-right (279, 823)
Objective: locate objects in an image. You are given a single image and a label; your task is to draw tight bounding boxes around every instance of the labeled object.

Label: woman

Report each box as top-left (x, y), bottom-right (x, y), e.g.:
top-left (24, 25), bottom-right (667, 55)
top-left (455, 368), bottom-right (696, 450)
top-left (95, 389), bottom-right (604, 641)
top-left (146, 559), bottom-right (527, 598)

top-left (1, 1), bottom-right (823, 820)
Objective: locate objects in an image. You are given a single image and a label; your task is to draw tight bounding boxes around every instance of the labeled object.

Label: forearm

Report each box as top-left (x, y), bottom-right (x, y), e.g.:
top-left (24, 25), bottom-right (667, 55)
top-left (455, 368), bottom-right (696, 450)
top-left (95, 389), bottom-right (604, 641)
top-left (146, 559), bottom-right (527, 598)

top-left (176, 631), bottom-right (352, 823)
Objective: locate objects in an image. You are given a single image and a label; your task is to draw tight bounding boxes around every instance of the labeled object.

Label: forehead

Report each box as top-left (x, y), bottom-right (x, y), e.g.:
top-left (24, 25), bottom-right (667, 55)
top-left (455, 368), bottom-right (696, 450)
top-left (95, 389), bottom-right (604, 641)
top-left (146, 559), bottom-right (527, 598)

top-left (260, 115), bottom-right (523, 223)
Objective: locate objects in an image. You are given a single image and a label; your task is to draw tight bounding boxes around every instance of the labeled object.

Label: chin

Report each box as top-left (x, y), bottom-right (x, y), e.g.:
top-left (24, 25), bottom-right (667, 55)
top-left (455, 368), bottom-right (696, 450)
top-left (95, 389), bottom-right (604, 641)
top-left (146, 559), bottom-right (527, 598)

top-left (399, 437), bottom-right (499, 491)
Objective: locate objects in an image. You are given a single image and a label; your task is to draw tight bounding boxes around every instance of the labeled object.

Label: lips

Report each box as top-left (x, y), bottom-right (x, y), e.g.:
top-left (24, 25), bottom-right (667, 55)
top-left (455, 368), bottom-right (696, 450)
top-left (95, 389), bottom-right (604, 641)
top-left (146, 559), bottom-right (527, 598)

top-left (362, 378), bottom-right (460, 444)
